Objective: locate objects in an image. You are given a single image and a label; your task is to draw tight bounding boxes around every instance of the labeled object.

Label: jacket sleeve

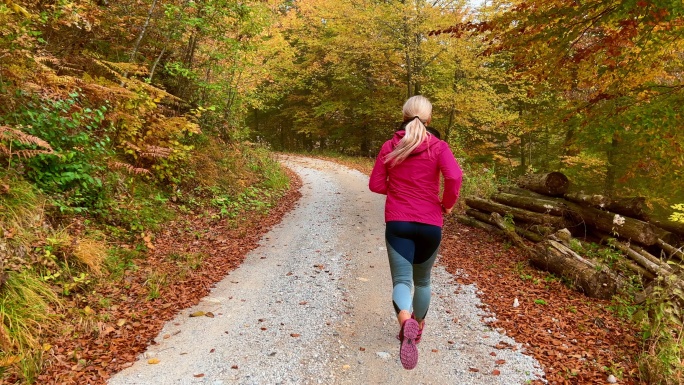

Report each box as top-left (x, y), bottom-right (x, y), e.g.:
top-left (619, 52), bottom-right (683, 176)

top-left (369, 144), bottom-right (389, 195)
top-left (438, 143), bottom-right (463, 209)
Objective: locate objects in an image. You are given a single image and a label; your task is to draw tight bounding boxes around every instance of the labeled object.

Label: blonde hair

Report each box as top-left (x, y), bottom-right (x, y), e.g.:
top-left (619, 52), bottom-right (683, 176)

top-left (384, 95), bottom-right (432, 166)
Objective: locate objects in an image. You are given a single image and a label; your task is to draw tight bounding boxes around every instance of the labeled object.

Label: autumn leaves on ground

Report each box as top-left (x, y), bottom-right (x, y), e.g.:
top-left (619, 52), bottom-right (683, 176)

top-left (32, 158), bottom-right (642, 385)
top-left (2, 0), bottom-right (682, 384)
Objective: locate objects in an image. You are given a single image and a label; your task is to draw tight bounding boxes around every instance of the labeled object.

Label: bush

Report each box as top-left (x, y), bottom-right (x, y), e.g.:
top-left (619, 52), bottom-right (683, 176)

top-left (0, 93), bottom-right (112, 214)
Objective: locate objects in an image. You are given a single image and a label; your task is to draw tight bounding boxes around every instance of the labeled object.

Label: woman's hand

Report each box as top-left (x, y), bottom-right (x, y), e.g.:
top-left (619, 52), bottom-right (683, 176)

top-left (441, 204), bottom-right (453, 215)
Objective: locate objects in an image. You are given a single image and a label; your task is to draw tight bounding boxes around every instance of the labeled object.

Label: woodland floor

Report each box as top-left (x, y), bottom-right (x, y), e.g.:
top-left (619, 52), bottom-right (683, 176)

top-left (34, 161), bottom-right (642, 385)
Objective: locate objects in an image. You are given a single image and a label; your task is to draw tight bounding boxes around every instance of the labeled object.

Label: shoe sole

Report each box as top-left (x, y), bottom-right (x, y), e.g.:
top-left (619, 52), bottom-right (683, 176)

top-left (400, 319), bottom-right (419, 370)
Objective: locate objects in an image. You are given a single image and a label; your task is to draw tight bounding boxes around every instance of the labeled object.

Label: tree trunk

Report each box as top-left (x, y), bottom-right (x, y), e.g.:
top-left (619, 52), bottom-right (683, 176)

top-left (517, 172), bottom-right (569, 196)
top-left (605, 132), bottom-right (620, 196)
top-left (121, 0), bottom-right (158, 85)
top-left (532, 239), bottom-right (622, 299)
top-left (606, 197), bottom-right (648, 221)
top-left (465, 209), bottom-right (544, 242)
top-left (490, 192), bottom-right (567, 216)
top-left (455, 215), bottom-right (499, 234)
top-left (651, 219), bottom-right (684, 239)
top-left (656, 239), bottom-right (684, 263)
top-left (564, 193), bottom-right (649, 221)
top-left (564, 192), bottom-right (611, 208)
top-left (488, 213), bottom-right (621, 299)
top-left (562, 201), bottom-right (659, 246)
top-left (499, 186), bottom-right (549, 199)
top-left (608, 240), bottom-right (670, 276)
top-left (465, 196), bottom-right (569, 228)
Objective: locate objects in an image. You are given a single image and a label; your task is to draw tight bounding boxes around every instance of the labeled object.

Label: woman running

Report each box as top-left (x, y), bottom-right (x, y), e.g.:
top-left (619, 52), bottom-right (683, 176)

top-left (369, 95), bottom-right (463, 370)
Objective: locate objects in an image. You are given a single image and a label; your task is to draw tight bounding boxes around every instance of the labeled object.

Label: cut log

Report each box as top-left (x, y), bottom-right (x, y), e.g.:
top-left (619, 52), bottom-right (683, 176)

top-left (608, 240), bottom-right (670, 277)
top-left (489, 213), bottom-right (534, 253)
top-left (454, 215), bottom-right (500, 234)
top-left (564, 192), bottom-right (611, 208)
top-left (653, 227), bottom-right (681, 248)
top-left (622, 260), bottom-right (657, 281)
top-left (465, 209), bottom-right (545, 242)
top-left (517, 172), bottom-right (569, 196)
top-left (465, 197), bottom-right (569, 228)
top-left (491, 192), bottom-right (567, 216)
top-left (651, 219), bottom-right (684, 239)
top-left (532, 240), bottom-right (622, 299)
top-left (499, 186), bottom-right (549, 199)
top-left (633, 245), bottom-right (672, 273)
top-left (527, 224), bottom-right (554, 237)
top-left (563, 194), bottom-right (648, 221)
top-left (605, 197), bottom-right (649, 221)
top-left (489, 214), bottom-right (621, 299)
top-left (558, 230), bottom-right (657, 282)
top-left (562, 201), bottom-right (659, 246)
top-left (656, 239), bottom-right (684, 263)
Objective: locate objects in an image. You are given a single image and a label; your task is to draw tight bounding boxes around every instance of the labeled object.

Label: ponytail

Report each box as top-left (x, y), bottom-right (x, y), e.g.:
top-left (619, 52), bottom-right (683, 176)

top-left (384, 96), bottom-right (433, 167)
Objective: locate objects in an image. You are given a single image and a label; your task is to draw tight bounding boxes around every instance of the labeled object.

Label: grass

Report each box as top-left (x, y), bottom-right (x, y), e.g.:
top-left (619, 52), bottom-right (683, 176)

top-left (0, 271), bottom-right (61, 382)
top-left (144, 271), bottom-right (167, 300)
top-left (72, 237), bottom-right (108, 276)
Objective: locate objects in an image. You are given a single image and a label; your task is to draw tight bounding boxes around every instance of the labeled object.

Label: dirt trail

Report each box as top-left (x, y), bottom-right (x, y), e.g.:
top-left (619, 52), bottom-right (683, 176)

top-left (107, 155), bottom-right (543, 385)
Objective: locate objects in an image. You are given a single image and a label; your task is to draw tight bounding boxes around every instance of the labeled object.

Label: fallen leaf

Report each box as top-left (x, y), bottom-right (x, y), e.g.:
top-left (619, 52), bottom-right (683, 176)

top-left (231, 365), bottom-right (238, 369)
top-left (205, 312), bottom-right (215, 318)
top-left (193, 373), bottom-right (205, 378)
top-left (290, 333), bottom-right (300, 337)
top-left (469, 367), bottom-right (479, 372)
top-left (147, 358), bottom-right (160, 364)
top-left (496, 359), bottom-right (506, 365)
top-left (190, 311), bottom-right (206, 317)
top-left (492, 369), bottom-right (501, 375)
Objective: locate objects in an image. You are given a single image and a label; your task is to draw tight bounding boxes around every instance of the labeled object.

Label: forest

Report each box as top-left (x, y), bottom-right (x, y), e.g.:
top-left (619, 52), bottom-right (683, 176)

top-left (0, 0), bottom-right (683, 383)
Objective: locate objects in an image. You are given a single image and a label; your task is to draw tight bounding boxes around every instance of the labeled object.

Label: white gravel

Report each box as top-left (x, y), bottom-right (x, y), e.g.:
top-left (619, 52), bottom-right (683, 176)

top-left (107, 155), bottom-right (545, 385)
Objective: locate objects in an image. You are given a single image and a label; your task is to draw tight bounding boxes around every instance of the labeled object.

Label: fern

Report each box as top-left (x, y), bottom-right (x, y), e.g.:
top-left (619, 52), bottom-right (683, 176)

top-left (108, 161), bottom-right (151, 175)
top-left (0, 125), bottom-right (53, 158)
top-left (140, 145), bottom-right (172, 159)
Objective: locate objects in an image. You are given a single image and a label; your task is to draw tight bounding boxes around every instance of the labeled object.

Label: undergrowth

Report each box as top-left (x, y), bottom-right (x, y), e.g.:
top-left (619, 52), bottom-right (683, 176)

top-left (0, 138), bottom-right (292, 383)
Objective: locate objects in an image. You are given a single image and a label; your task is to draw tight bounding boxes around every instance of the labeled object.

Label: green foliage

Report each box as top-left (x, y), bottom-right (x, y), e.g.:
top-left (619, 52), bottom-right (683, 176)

top-left (635, 273), bottom-right (684, 384)
top-left (104, 247), bottom-right (141, 280)
top-left (0, 93), bottom-right (112, 213)
top-left (460, 161), bottom-right (509, 198)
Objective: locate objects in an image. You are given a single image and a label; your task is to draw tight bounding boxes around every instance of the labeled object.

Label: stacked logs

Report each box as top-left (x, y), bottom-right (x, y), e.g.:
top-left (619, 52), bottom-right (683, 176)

top-left (456, 172), bottom-right (684, 300)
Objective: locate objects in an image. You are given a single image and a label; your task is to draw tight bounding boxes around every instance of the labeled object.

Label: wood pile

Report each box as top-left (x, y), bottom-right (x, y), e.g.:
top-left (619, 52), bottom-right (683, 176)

top-left (456, 172), bottom-right (684, 300)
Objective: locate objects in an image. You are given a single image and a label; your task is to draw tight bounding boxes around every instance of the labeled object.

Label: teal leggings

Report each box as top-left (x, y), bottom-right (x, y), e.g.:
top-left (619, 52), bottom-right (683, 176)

top-left (385, 221), bottom-right (441, 321)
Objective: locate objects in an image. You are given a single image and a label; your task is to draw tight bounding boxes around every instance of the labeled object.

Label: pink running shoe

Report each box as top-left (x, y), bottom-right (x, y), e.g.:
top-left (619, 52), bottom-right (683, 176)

top-left (411, 313), bottom-right (424, 344)
top-left (399, 318), bottom-right (420, 370)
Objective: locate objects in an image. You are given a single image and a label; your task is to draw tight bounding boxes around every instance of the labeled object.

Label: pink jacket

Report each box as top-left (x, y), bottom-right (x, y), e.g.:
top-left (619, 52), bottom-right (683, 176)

top-left (369, 131), bottom-right (463, 227)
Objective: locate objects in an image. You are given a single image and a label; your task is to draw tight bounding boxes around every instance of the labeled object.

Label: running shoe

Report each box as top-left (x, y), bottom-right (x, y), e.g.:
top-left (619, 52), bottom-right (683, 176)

top-left (399, 318), bottom-right (419, 370)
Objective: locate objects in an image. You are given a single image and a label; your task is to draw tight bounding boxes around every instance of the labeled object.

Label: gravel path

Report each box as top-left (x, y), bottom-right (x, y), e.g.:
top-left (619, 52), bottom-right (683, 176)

top-left (108, 155), bottom-right (545, 385)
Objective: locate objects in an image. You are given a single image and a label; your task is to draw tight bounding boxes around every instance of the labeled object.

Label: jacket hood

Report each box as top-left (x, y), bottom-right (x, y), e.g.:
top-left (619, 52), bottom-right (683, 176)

top-left (391, 130), bottom-right (433, 155)
top-left (397, 121), bottom-right (441, 139)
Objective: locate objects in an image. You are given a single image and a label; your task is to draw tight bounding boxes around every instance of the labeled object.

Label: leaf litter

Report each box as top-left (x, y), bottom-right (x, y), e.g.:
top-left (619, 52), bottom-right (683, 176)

top-left (35, 169), bottom-right (302, 385)
top-left (439, 216), bottom-right (642, 384)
